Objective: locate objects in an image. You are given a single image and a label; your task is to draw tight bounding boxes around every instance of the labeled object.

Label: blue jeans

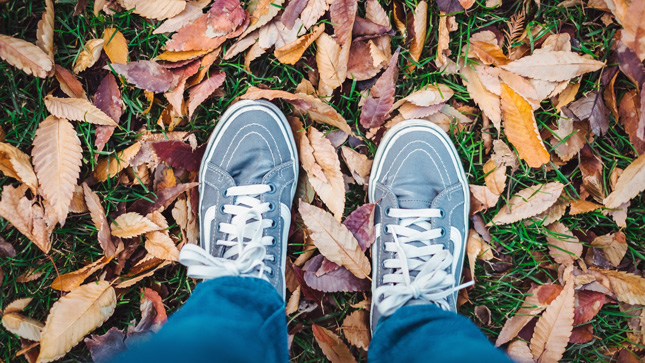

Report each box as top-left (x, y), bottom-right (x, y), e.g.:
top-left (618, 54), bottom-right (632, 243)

top-left (117, 277), bottom-right (512, 363)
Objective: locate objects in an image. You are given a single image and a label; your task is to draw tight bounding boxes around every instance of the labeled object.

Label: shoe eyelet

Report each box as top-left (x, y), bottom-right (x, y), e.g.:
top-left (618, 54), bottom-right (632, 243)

top-left (219, 205), bottom-right (226, 214)
top-left (270, 237), bottom-right (277, 246)
top-left (383, 225), bottom-right (390, 235)
top-left (438, 208), bottom-right (446, 219)
top-left (268, 220), bottom-right (278, 229)
top-left (382, 243), bottom-right (387, 252)
top-left (381, 261), bottom-right (387, 268)
top-left (439, 227), bottom-right (446, 237)
top-left (384, 206), bottom-right (391, 217)
top-left (267, 202), bottom-right (275, 212)
top-left (267, 268), bottom-right (274, 277)
top-left (267, 183), bottom-right (276, 194)
top-left (222, 189), bottom-right (228, 198)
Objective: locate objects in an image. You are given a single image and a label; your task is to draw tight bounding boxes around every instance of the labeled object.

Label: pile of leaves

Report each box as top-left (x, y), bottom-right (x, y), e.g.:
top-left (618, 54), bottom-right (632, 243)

top-left (0, 0), bottom-right (644, 361)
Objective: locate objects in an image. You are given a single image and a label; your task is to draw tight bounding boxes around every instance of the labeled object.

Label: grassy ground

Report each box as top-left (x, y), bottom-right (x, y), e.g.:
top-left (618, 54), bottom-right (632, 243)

top-left (0, 0), bottom-right (643, 362)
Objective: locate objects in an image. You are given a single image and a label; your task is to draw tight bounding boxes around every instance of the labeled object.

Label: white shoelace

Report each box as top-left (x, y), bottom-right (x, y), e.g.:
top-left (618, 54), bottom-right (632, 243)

top-left (179, 184), bottom-right (276, 281)
top-left (374, 207), bottom-right (474, 317)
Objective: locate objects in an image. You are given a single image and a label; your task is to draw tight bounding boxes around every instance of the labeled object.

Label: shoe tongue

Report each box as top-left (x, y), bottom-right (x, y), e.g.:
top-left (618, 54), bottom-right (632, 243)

top-left (391, 177), bottom-right (441, 209)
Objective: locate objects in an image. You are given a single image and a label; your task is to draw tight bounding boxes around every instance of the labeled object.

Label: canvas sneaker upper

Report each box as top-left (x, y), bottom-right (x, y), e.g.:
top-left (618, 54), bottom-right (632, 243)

top-left (368, 119), bottom-right (473, 330)
top-left (179, 100), bottom-right (298, 299)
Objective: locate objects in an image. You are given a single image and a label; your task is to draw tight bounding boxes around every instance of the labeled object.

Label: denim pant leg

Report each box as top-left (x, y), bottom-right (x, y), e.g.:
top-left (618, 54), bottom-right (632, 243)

top-left (368, 305), bottom-right (513, 363)
top-left (115, 276), bottom-right (288, 363)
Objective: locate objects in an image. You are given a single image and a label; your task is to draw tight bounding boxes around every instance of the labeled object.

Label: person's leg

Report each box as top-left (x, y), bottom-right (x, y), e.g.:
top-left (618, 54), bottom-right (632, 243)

top-left (116, 276), bottom-right (288, 363)
top-left (368, 304), bottom-right (513, 363)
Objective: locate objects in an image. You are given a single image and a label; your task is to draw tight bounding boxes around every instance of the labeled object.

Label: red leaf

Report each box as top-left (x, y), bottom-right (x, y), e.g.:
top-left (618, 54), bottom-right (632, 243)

top-left (281, 0), bottom-right (309, 29)
top-left (573, 290), bottom-right (605, 325)
top-left (187, 71), bottom-right (226, 119)
top-left (151, 140), bottom-right (207, 172)
top-left (94, 74), bottom-right (123, 152)
top-left (330, 0), bottom-right (358, 45)
top-left (292, 263), bottom-right (323, 302)
top-left (109, 60), bottom-right (174, 93)
top-left (84, 327), bottom-right (127, 363)
top-left (128, 182), bottom-right (199, 215)
top-left (316, 257), bottom-right (341, 276)
top-left (303, 254), bottom-right (370, 292)
top-left (569, 324), bottom-right (594, 343)
top-left (205, 0), bottom-right (247, 36)
top-left (352, 16), bottom-right (392, 39)
top-left (359, 50), bottom-right (399, 128)
top-left (343, 203), bottom-right (376, 251)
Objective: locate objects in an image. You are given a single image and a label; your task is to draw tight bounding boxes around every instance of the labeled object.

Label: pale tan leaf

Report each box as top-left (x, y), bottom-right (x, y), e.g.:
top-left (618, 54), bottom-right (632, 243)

top-left (466, 229), bottom-right (493, 279)
top-left (407, 1), bottom-right (427, 71)
top-left (295, 94), bottom-right (352, 135)
top-left (500, 83), bottom-right (550, 168)
top-left (0, 184), bottom-right (55, 253)
top-left (93, 142), bottom-right (141, 182)
top-left (32, 116), bottom-right (82, 226)
top-left (4, 298), bottom-right (33, 314)
top-left (153, 1), bottom-right (207, 34)
top-left (275, 24), bottom-right (324, 65)
top-left (223, 31), bottom-right (260, 60)
top-left (36, 0), bottom-right (55, 62)
top-left (69, 187), bottom-right (89, 213)
top-left (469, 40), bottom-right (508, 66)
top-left (118, 0), bottom-right (187, 20)
top-left (73, 39), bottom-right (105, 74)
top-left (316, 33), bottom-right (343, 89)
top-left (111, 212), bottom-right (162, 238)
top-left (545, 222), bottom-right (582, 264)
top-left (342, 309), bottom-right (370, 350)
top-left (436, 15), bottom-right (451, 68)
top-left (300, 0), bottom-right (332, 28)
top-left (569, 199), bottom-right (602, 215)
top-left (82, 183), bottom-right (116, 256)
top-left (530, 272), bottom-right (575, 362)
top-left (244, 41), bottom-right (267, 70)
top-left (604, 153), bottom-right (645, 208)
top-left (483, 159), bottom-right (506, 195)
top-left (50, 256), bottom-right (112, 291)
top-left (102, 28), bottom-right (128, 64)
top-left (530, 198), bottom-right (568, 226)
top-left (593, 268), bottom-right (645, 305)
top-left (2, 313), bottom-right (44, 342)
top-left (501, 50), bottom-right (605, 82)
top-left (591, 232), bottom-right (627, 267)
top-left (145, 231), bottom-right (180, 261)
top-left (506, 340), bottom-right (534, 363)
top-left (340, 146), bottom-right (372, 186)
top-left (312, 324), bottom-right (358, 363)
top-left (0, 34), bottom-right (53, 78)
top-left (0, 142), bottom-right (38, 193)
top-left (285, 286), bottom-right (301, 315)
top-left (44, 95), bottom-right (118, 126)
top-left (491, 182), bottom-right (564, 225)
top-left (38, 281), bottom-right (116, 363)
top-left (242, 0), bottom-right (286, 37)
top-left (299, 201), bottom-right (370, 279)
top-left (620, 0), bottom-right (645, 61)
top-left (461, 65), bottom-right (502, 129)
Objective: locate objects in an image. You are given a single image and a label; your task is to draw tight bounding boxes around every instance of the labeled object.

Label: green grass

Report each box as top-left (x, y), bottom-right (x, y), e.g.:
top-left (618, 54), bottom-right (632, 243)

top-left (1, 0), bottom-right (644, 362)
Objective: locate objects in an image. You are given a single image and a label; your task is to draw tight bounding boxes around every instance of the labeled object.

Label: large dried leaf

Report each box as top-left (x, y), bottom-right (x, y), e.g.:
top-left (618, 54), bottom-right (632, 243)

top-left (0, 34), bottom-right (53, 78)
top-left (501, 50), bottom-right (605, 82)
top-left (316, 33), bottom-right (343, 89)
top-left (500, 83), bottom-right (550, 168)
top-left (0, 185), bottom-right (55, 253)
top-left (483, 159), bottom-right (506, 195)
top-left (82, 183), bottom-right (116, 257)
top-left (342, 309), bottom-right (370, 350)
top-left (187, 72), bottom-right (225, 119)
top-left (93, 142), bottom-right (141, 182)
top-left (604, 153), bottom-right (645, 208)
top-left (102, 28), bottom-right (128, 64)
top-left (594, 268), bottom-right (645, 305)
top-left (2, 313), bottom-right (44, 341)
top-left (73, 39), bottom-right (105, 74)
top-left (54, 65), bottom-right (86, 99)
top-left (110, 212), bottom-right (163, 238)
top-left (38, 282), bottom-right (116, 363)
top-left (109, 61), bottom-right (174, 93)
top-left (341, 146), bottom-right (372, 186)
top-left (32, 116), bottom-right (82, 226)
top-left (0, 142), bottom-right (38, 193)
top-left (299, 201), bottom-right (370, 279)
top-left (590, 232), bottom-right (627, 267)
top-left (461, 65), bottom-right (502, 129)
top-left (118, 0), bottom-right (186, 20)
top-left (406, 1), bottom-right (427, 71)
top-left (360, 49), bottom-right (399, 128)
top-left (36, 0), bottom-right (55, 62)
top-left (620, 0), bottom-right (645, 61)
top-left (44, 96), bottom-right (118, 126)
top-left (242, 0), bottom-right (285, 37)
top-left (567, 90), bottom-right (610, 136)
top-left (545, 222), bottom-right (582, 264)
top-left (145, 231), bottom-right (180, 261)
top-left (151, 141), bottom-right (206, 172)
top-left (303, 254), bottom-right (370, 292)
top-left (300, 0), bottom-right (332, 28)
top-left (312, 324), bottom-right (358, 363)
top-left (50, 256), bottom-right (112, 291)
top-left (490, 182), bottom-right (564, 225)
top-left (574, 290), bottom-right (606, 325)
top-left (328, 0), bottom-right (356, 84)
top-left (275, 24), bottom-right (324, 65)
top-left (530, 273), bottom-right (575, 362)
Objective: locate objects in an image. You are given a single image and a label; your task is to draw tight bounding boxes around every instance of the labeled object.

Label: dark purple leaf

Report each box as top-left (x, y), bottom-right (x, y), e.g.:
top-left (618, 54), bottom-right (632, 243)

top-left (303, 254), bottom-right (370, 292)
top-left (94, 74), bottom-right (123, 152)
top-left (292, 263), bottom-right (323, 302)
top-left (359, 50), bottom-right (400, 128)
top-left (470, 214), bottom-right (492, 243)
top-left (0, 236), bottom-right (15, 258)
top-left (84, 327), bottom-right (127, 363)
top-left (316, 258), bottom-right (340, 276)
top-left (352, 16), bottom-right (393, 39)
top-left (343, 203), bottom-right (375, 251)
top-left (617, 41), bottom-right (645, 90)
top-left (639, 81), bottom-right (645, 141)
top-left (567, 90), bottom-right (610, 136)
top-left (108, 61), bottom-right (174, 93)
top-left (152, 141), bottom-right (207, 172)
top-left (569, 324), bottom-right (594, 343)
top-left (281, 0), bottom-right (309, 29)
top-left (436, 0), bottom-right (464, 14)
top-left (128, 182), bottom-right (199, 215)
top-left (187, 71), bottom-right (226, 119)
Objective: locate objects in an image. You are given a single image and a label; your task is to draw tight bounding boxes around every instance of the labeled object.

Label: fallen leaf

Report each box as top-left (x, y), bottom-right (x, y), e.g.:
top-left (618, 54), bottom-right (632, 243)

top-left (530, 198), bottom-right (568, 226)
top-left (102, 28), bottom-right (128, 66)
top-left (73, 39), bottom-right (105, 74)
top-left (500, 83), bottom-right (550, 168)
top-left (2, 313), bottom-right (44, 341)
top-left (187, 72), bottom-right (226, 119)
top-left (299, 201), bottom-right (370, 279)
top-left (109, 60), bottom-right (174, 93)
top-left (275, 24), bottom-right (325, 65)
top-left (469, 40), bottom-right (508, 66)
top-left (569, 324), bottom-right (594, 344)
top-left (436, 0), bottom-right (464, 13)
top-left (93, 74), bottom-right (123, 153)
top-left (342, 203), bottom-right (376, 251)
top-left (151, 141), bottom-right (205, 172)
top-left (54, 65), bottom-right (86, 99)
top-left (31, 116), bottom-right (82, 226)
top-left (470, 184), bottom-right (500, 213)
top-left (483, 159), bottom-right (506, 195)
top-left (593, 268), bottom-right (645, 305)
top-left (145, 231), bottom-right (180, 261)
top-left (490, 182), bottom-right (564, 225)
top-left (44, 96), bottom-right (118, 126)
top-left (243, 0), bottom-right (285, 37)
top-left (0, 236), bottom-right (16, 258)
top-left (82, 183), bottom-right (116, 257)
top-left (93, 142), bottom-right (142, 182)
top-left (300, 0), bottom-right (332, 28)
top-left (460, 65), bottom-right (502, 129)
top-left (128, 182), bottom-right (199, 215)
top-left (617, 42), bottom-right (645, 89)
top-left (567, 90), bottom-right (610, 136)
top-left (342, 309), bottom-right (370, 350)
top-left (0, 142), bottom-right (38, 193)
top-left (545, 222), bottom-right (582, 264)
top-left (118, 0), bottom-right (186, 20)
top-left (329, 0), bottom-right (357, 82)
top-left (501, 50), bottom-right (605, 82)
top-left (316, 33), bottom-right (343, 89)
top-left (36, 0), bottom-right (54, 62)
top-left (620, 0), bottom-right (645, 61)
top-left (604, 153), bottom-right (645, 208)
top-left (406, 1), bottom-right (427, 71)
top-left (341, 146), bottom-right (372, 186)
top-left (435, 14), bottom-right (452, 68)
top-left (619, 89), bottom-right (645, 154)
top-left (84, 327), bottom-right (127, 363)
top-left (38, 281), bottom-right (116, 363)
top-left (590, 232), bottom-right (627, 267)
top-left (312, 324), bottom-right (358, 363)
top-left (50, 256), bottom-right (112, 291)
top-left (153, 1), bottom-right (206, 34)
top-left (569, 199), bottom-right (602, 215)
top-left (111, 212), bottom-right (163, 238)
top-left (574, 290), bottom-right (605, 325)
top-left (506, 340), bottom-right (534, 363)
top-left (0, 34), bottom-right (53, 78)
top-left (360, 50), bottom-right (399, 128)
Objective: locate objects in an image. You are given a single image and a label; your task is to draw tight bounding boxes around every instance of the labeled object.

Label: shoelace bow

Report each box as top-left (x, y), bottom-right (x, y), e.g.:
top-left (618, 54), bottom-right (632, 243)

top-left (179, 184), bottom-right (276, 281)
top-left (374, 208), bottom-right (474, 317)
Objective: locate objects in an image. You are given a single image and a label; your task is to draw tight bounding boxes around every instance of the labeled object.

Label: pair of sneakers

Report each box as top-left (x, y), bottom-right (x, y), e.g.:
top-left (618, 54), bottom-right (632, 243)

top-left (178, 100), bottom-right (471, 330)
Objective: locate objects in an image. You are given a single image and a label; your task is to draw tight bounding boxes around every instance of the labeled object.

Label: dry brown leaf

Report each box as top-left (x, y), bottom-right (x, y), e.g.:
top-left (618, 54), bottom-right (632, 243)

top-left (275, 24), bottom-right (325, 65)
top-left (4, 298), bottom-right (33, 314)
top-left (111, 212), bottom-right (162, 238)
top-left (469, 40), bottom-right (508, 66)
top-left (530, 198), bottom-right (568, 226)
top-left (593, 268), bottom-right (645, 305)
top-left (501, 50), bottom-right (605, 82)
top-left (312, 324), bottom-right (358, 363)
top-left (500, 83), bottom-right (550, 168)
top-left (118, 0), bottom-right (186, 20)
top-left (407, 1), bottom-right (427, 71)
top-left (0, 34), bottom-right (53, 78)
top-left (569, 199), bottom-right (602, 215)
top-left (546, 222), bottom-right (582, 264)
top-left (54, 65), bottom-right (86, 99)
top-left (342, 309), bottom-right (370, 350)
top-left (36, 0), bottom-right (55, 63)
top-left (93, 142), bottom-right (141, 182)
top-left (316, 33), bottom-right (343, 89)
top-left (604, 153), bottom-right (645, 208)
top-left (153, 1), bottom-right (207, 34)
top-left (461, 65), bottom-right (502, 129)
top-left (530, 270), bottom-right (575, 362)
top-left (300, 128), bottom-right (345, 220)
top-left (300, 0), bottom-right (332, 28)
top-left (73, 39), bottom-right (104, 74)
top-left (50, 256), bottom-right (112, 291)
top-left (82, 183), bottom-right (116, 256)
top-left (38, 281), bottom-right (116, 363)
top-left (0, 142), bottom-right (38, 193)
top-left (299, 201), bottom-right (370, 279)
top-left (436, 14), bottom-right (451, 68)
top-left (2, 313), bottom-right (44, 342)
top-left (590, 232), bottom-right (627, 268)
top-left (466, 229), bottom-right (494, 278)
top-left (340, 146), bottom-right (372, 185)
top-left (470, 184), bottom-right (500, 212)
top-left (44, 95), bottom-right (118, 126)
top-left (491, 182), bottom-right (564, 225)
top-left (102, 28), bottom-right (128, 64)
top-left (145, 231), bottom-right (180, 261)
top-left (483, 159), bottom-right (506, 195)
top-left (620, 0), bottom-right (645, 61)
top-left (285, 286), bottom-right (301, 315)
top-left (506, 340), bottom-right (534, 363)
top-left (31, 116), bottom-right (82, 226)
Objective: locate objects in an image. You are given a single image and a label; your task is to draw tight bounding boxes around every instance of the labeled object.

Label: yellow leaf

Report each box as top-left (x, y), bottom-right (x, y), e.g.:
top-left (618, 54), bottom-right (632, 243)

top-left (36, 0), bottom-right (55, 62)
top-left (50, 256), bottom-right (112, 291)
top-left (31, 116), bottom-right (82, 226)
top-left (312, 324), bottom-right (358, 363)
top-left (407, 1), bottom-right (427, 71)
top-left (111, 212), bottom-right (162, 238)
top-left (500, 83), bottom-right (550, 168)
top-left (44, 95), bottom-right (118, 126)
top-left (93, 142), bottom-right (141, 182)
top-left (118, 0), bottom-right (187, 20)
top-left (0, 34), bottom-right (53, 78)
top-left (38, 281), bottom-right (116, 362)
top-left (0, 142), bottom-right (38, 193)
top-left (299, 201), bottom-right (370, 279)
top-left (569, 199), bottom-right (602, 215)
top-left (2, 313), bottom-right (44, 341)
top-left (275, 24), bottom-right (324, 65)
top-left (342, 309), bottom-right (370, 350)
top-left (490, 182), bottom-right (564, 225)
top-left (593, 268), bottom-right (645, 305)
top-left (145, 231), bottom-right (179, 261)
top-left (156, 49), bottom-right (211, 62)
top-left (73, 39), bottom-right (105, 74)
top-left (604, 153), bottom-right (645, 208)
top-left (102, 28), bottom-right (128, 64)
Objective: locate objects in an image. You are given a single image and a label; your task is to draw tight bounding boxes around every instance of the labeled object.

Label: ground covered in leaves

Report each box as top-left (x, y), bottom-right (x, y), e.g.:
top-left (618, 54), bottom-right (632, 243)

top-left (1, 0), bottom-right (645, 361)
